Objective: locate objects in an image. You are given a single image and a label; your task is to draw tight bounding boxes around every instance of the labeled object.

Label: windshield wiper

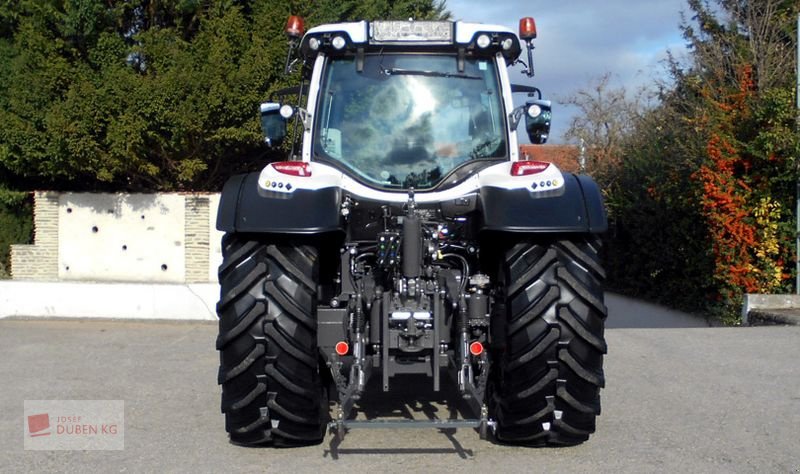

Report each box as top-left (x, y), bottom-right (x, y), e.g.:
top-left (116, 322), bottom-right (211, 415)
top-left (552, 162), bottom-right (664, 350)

top-left (380, 66), bottom-right (480, 80)
top-left (470, 136), bottom-right (502, 159)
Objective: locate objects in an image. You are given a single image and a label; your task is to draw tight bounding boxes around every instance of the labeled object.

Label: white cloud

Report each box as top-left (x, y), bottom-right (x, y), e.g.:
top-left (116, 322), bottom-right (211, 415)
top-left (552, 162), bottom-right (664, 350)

top-left (446, 0), bottom-right (689, 142)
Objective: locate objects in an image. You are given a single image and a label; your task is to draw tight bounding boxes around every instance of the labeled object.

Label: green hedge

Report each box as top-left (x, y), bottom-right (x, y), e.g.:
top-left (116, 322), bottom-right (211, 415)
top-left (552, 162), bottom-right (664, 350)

top-left (0, 191), bottom-right (32, 278)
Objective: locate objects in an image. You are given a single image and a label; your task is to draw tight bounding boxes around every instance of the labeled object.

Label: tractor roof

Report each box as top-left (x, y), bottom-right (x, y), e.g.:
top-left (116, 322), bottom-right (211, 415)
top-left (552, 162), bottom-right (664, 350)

top-left (298, 20), bottom-right (523, 65)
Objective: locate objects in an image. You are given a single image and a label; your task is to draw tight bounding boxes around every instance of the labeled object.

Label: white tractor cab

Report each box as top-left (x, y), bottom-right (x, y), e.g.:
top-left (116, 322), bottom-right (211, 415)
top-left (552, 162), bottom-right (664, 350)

top-left (215, 15), bottom-right (607, 448)
top-left (258, 16), bottom-right (556, 200)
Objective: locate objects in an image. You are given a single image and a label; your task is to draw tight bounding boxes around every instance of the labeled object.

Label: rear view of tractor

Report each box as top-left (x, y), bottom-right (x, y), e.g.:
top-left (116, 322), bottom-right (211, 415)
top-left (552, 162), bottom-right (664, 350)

top-left (214, 14), bottom-right (607, 447)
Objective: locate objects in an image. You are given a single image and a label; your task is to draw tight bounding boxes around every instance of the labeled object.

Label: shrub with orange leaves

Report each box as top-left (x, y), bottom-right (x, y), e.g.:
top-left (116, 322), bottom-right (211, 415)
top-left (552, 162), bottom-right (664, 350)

top-left (693, 65), bottom-right (791, 311)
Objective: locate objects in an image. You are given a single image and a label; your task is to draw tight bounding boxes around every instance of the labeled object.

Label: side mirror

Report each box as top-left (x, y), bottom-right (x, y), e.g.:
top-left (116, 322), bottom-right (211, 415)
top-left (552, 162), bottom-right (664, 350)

top-left (525, 99), bottom-right (551, 144)
top-left (259, 102), bottom-right (291, 147)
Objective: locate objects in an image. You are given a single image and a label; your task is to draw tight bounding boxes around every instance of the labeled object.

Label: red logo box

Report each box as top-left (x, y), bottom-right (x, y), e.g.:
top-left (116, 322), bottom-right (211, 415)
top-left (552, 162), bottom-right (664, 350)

top-left (27, 414), bottom-right (50, 437)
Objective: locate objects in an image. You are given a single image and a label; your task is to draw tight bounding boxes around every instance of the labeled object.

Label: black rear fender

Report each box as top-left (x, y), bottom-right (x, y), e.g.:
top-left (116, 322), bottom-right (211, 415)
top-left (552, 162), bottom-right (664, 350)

top-left (478, 174), bottom-right (607, 234)
top-left (216, 172), bottom-right (343, 234)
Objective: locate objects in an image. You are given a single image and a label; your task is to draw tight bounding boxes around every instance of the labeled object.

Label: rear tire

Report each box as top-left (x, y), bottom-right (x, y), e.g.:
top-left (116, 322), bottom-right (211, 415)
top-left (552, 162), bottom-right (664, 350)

top-left (490, 236), bottom-right (607, 446)
top-left (216, 234), bottom-right (327, 446)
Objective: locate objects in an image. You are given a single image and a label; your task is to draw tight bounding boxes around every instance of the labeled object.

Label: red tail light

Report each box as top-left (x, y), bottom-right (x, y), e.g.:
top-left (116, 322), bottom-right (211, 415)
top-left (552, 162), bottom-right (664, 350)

top-left (469, 341), bottom-right (484, 356)
top-left (511, 160), bottom-right (549, 176)
top-left (272, 161), bottom-right (311, 177)
top-left (335, 341), bottom-right (349, 356)
top-left (519, 17), bottom-right (537, 40)
top-left (285, 15), bottom-right (305, 39)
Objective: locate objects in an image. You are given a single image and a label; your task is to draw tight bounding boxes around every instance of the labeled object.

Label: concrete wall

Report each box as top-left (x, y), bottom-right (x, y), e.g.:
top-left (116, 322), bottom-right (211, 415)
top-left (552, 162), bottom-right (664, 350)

top-left (0, 281), bottom-right (218, 320)
top-left (59, 193), bottom-right (187, 282)
top-left (208, 194), bottom-right (224, 283)
top-left (11, 192), bottom-right (222, 283)
top-left (742, 293), bottom-right (800, 325)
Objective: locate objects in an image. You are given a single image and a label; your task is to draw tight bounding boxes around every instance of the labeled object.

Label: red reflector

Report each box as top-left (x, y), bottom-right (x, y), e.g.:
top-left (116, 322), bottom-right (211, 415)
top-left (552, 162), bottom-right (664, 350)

top-left (511, 160), bottom-right (549, 176)
top-left (285, 15), bottom-right (305, 38)
top-left (335, 341), bottom-right (349, 356)
top-left (272, 161), bottom-right (311, 177)
top-left (469, 341), bottom-right (484, 356)
top-left (519, 17), bottom-right (537, 40)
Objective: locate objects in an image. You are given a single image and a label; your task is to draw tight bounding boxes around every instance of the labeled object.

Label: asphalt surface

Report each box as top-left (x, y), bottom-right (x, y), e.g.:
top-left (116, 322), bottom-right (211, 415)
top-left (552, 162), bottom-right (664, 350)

top-left (2, 293), bottom-right (799, 473)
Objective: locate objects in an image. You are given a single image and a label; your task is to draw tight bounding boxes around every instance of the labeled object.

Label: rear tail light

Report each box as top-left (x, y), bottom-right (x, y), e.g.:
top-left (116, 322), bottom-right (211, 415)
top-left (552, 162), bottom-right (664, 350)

top-left (335, 341), bottom-right (349, 356)
top-left (469, 341), bottom-right (484, 356)
top-left (272, 161), bottom-right (311, 177)
top-left (510, 160), bottom-right (550, 176)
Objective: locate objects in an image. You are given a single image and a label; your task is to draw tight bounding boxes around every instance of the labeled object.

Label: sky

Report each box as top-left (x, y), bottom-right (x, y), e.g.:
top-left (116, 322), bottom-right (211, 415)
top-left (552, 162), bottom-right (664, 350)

top-left (446, 0), bottom-right (691, 143)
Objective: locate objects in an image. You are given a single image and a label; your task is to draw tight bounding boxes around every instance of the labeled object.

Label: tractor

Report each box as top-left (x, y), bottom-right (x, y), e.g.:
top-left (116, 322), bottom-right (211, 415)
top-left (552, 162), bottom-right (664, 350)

top-left (215, 15), bottom-right (607, 447)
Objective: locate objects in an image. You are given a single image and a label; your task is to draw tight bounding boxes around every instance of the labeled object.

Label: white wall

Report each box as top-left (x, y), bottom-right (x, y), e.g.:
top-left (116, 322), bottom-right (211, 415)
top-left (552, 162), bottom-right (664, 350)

top-left (208, 194), bottom-right (223, 283)
top-left (58, 194), bottom-right (188, 283)
top-left (7, 192), bottom-right (225, 320)
top-left (0, 281), bottom-right (218, 320)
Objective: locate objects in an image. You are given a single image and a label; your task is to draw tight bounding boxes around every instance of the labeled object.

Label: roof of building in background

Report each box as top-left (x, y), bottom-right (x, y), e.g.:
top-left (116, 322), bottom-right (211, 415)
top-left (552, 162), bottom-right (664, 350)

top-left (519, 145), bottom-right (581, 173)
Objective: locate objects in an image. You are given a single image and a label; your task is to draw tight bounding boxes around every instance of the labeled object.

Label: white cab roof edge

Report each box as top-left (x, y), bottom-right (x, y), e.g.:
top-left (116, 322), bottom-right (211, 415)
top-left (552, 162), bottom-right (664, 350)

top-left (305, 22), bottom-right (369, 42)
top-left (455, 23), bottom-right (515, 43)
top-left (304, 21), bottom-right (516, 46)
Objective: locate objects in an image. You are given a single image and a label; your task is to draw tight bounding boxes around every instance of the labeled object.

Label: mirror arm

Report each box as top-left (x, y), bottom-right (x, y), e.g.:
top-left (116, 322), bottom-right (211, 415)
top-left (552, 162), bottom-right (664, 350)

top-left (289, 80), bottom-right (306, 159)
top-left (297, 107), bottom-right (312, 132)
top-left (508, 105), bottom-right (526, 131)
top-left (524, 39), bottom-right (535, 78)
top-left (285, 38), bottom-right (300, 75)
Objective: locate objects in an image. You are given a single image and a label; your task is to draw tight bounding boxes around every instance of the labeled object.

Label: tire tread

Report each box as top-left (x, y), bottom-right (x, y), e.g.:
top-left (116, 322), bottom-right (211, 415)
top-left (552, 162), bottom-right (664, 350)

top-left (217, 235), bottom-right (325, 447)
top-left (492, 237), bottom-right (606, 446)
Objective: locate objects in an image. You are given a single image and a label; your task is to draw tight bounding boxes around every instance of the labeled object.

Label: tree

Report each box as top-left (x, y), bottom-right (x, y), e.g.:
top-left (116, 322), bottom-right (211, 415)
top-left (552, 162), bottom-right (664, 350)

top-left (599, 0), bottom-right (800, 323)
top-left (682, 0), bottom-right (796, 92)
top-left (0, 0), bottom-right (451, 278)
top-left (0, 0), bottom-right (451, 193)
top-left (561, 74), bottom-right (649, 183)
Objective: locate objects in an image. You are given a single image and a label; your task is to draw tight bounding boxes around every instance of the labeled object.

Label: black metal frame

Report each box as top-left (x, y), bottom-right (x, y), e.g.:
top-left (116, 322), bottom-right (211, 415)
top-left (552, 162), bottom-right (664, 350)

top-left (317, 191), bottom-right (494, 439)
